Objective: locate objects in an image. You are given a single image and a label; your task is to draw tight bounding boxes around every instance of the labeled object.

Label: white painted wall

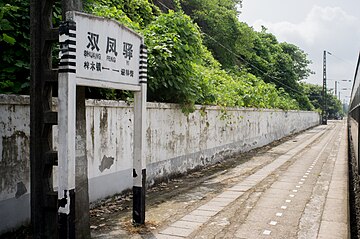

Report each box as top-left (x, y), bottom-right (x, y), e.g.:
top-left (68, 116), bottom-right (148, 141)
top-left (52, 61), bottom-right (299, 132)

top-left (0, 95), bottom-right (320, 234)
top-left (0, 95), bottom-right (31, 234)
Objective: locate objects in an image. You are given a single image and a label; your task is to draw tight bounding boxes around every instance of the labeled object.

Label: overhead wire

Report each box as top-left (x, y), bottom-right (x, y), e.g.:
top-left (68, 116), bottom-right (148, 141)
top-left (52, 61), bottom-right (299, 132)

top-left (155, 0), bottom-right (307, 96)
top-left (204, 33), bottom-right (305, 95)
top-left (327, 51), bottom-right (355, 67)
top-left (326, 51), bottom-right (353, 103)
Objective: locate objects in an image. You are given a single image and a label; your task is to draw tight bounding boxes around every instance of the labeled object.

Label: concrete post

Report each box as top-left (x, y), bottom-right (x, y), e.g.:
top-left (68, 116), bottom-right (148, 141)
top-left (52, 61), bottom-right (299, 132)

top-left (30, 0), bottom-right (59, 237)
top-left (133, 44), bottom-right (148, 224)
top-left (59, 1), bottom-right (90, 238)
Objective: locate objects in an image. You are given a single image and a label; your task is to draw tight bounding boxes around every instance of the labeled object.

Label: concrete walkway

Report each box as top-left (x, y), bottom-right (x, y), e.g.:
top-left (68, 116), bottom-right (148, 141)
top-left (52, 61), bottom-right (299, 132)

top-left (317, 122), bottom-right (349, 239)
top-left (91, 121), bottom-right (349, 238)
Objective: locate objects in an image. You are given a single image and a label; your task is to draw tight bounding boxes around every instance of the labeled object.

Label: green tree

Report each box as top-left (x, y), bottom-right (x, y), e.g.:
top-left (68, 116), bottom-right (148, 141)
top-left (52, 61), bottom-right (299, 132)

top-left (0, 0), bottom-right (313, 113)
top-left (179, 0), bottom-right (246, 68)
top-left (243, 28), bottom-right (314, 110)
top-left (85, 0), bottom-right (160, 29)
top-left (303, 83), bottom-right (344, 119)
top-left (279, 42), bottom-right (313, 81)
top-left (0, 1), bottom-right (30, 94)
top-left (143, 10), bottom-right (206, 111)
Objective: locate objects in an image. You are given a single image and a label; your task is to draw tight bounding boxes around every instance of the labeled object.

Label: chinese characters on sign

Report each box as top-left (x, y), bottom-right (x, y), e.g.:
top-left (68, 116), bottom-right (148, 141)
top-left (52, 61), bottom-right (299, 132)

top-left (123, 42), bottom-right (133, 61)
top-left (74, 12), bottom-right (141, 86)
top-left (87, 32), bottom-right (100, 51)
top-left (82, 31), bottom-right (135, 77)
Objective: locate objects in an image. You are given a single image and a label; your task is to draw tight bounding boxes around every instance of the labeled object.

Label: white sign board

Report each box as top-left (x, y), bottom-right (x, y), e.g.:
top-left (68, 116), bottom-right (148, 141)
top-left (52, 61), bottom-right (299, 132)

top-left (75, 13), bottom-right (141, 85)
top-left (58, 11), bottom-right (147, 215)
top-left (59, 11), bottom-right (147, 91)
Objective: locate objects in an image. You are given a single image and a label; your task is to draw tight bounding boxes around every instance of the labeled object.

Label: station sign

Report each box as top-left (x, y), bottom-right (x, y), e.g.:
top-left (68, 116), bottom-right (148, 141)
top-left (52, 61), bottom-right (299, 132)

top-left (58, 11), bottom-right (147, 219)
top-left (59, 11), bottom-right (147, 90)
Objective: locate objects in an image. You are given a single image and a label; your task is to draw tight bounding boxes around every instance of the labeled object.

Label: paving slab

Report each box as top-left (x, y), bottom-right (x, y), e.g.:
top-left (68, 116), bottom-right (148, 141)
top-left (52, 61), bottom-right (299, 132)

top-left (90, 121), bottom-right (349, 239)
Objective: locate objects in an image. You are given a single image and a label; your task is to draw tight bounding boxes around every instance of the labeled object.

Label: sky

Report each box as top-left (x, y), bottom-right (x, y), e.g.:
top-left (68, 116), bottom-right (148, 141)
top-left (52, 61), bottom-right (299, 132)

top-left (238, 0), bottom-right (360, 104)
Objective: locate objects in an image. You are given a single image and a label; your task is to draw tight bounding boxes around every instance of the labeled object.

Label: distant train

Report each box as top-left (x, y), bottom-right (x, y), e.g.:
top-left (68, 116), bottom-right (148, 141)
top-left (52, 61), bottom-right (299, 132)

top-left (347, 52), bottom-right (360, 236)
top-left (348, 53), bottom-right (360, 171)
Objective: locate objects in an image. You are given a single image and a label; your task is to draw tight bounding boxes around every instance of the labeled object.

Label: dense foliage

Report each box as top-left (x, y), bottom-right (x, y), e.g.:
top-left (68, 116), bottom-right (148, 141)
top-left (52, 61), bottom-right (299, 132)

top-left (180, 0), bottom-right (244, 68)
top-left (0, 1), bottom-right (30, 94)
top-left (143, 11), bottom-right (205, 107)
top-left (303, 83), bottom-right (344, 119)
top-left (85, 0), bottom-right (304, 111)
top-left (179, 0), bottom-right (314, 110)
top-left (87, 0), bottom-right (160, 30)
top-left (0, 0), bottom-right (344, 116)
top-left (86, 0), bottom-right (303, 112)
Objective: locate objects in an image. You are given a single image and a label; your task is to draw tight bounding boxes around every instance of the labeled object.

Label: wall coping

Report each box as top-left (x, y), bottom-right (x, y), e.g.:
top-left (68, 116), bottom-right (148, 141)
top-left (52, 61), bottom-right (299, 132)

top-left (0, 94), bottom-right (317, 114)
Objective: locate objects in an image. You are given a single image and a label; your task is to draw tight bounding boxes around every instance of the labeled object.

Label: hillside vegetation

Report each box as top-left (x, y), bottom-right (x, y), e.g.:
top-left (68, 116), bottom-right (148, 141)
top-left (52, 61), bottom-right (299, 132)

top-left (0, 0), bottom-right (344, 115)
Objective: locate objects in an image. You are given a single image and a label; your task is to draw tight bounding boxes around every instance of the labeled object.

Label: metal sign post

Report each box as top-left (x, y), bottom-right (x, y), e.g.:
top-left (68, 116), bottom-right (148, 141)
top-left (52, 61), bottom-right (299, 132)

top-left (58, 11), bottom-right (148, 231)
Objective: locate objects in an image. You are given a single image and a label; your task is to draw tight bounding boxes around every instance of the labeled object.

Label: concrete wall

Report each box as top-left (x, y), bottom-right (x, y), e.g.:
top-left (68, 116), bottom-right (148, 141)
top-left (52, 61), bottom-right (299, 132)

top-left (0, 95), bottom-right (320, 233)
top-left (0, 95), bottom-right (30, 234)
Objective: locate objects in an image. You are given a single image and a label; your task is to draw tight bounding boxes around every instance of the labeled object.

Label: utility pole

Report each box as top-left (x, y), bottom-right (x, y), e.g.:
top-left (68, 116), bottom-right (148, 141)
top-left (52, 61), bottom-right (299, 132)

top-left (322, 50), bottom-right (327, 125)
top-left (30, 0), bottom-right (59, 237)
top-left (31, 0), bottom-right (89, 238)
top-left (335, 81), bottom-right (337, 97)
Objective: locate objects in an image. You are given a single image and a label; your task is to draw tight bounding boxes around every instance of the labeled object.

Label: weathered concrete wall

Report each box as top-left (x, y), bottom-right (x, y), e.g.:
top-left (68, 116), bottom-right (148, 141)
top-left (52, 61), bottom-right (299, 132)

top-left (0, 95), bottom-right (320, 233)
top-left (0, 95), bottom-right (31, 234)
top-left (145, 104), bottom-right (319, 185)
